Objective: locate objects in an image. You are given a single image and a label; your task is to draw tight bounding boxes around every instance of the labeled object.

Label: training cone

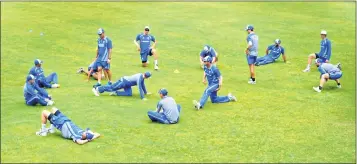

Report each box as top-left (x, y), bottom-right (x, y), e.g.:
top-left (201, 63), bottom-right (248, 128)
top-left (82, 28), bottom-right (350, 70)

top-left (174, 69), bottom-right (180, 73)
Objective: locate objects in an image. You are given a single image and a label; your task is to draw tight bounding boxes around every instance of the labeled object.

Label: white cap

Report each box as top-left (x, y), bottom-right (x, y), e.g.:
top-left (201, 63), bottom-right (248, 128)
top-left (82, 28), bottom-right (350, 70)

top-left (144, 26), bottom-right (150, 30)
top-left (320, 30), bottom-right (327, 35)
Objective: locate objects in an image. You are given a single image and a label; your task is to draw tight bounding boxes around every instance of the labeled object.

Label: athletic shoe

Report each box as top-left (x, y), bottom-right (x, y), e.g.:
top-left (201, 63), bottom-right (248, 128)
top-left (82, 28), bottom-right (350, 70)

top-left (337, 62), bottom-right (342, 71)
top-left (47, 100), bottom-right (54, 106)
top-left (107, 81), bottom-right (112, 85)
top-left (47, 127), bottom-right (55, 134)
top-left (303, 68), bottom-right (310, 72)
top-left (248, 79), bottom-right (256, 84)
top-left (154, 65), bottom-right (159, 70)
top-left (313, 86), bottom-right (321, 93)
top-left (337, 85), bottom-right (342, 89)
top-left (228, 93), bottom-right (237, 102)
top-left (192, 100), bottom-right (201, 110)
top-left (76, 67), bottom-right (84, 74)
top-left (36, 128), bottom-right (48, 136)
top-left (92, 88), bottom-right (100, 96)
top-left (51, 84), bottom-right (60, 88)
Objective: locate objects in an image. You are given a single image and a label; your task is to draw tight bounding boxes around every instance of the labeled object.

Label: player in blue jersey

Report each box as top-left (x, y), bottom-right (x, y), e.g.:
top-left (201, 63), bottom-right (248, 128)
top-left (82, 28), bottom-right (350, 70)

top-left (303, 30), bottom-right (332, 72)
top-left (313, 59), bottom-right (342, 93)
top-left (29, 59), bottom-right (60, 88)
top-left (147, 88), bottom-right (181, 124)
top-left (245, 25), bottom-right (259, 84)
top-left (35, 107), bottom-right (100, 145)
top-left (23, 75), bottom-right (54, 106)
top-left (255, 39), bottom-right (287, 66)
top-left (192, 56), bottom-right (237, 110)
top-left (92, 72), bottom-right (152, 100)
top-left (94, 28), bottom-right (113, 87)
top-left (134, 26), bottom-right (159, 70)
top-left (77, 60), bottom-right (106, 81)
top-left (199, 45), bottom-right (219, 68)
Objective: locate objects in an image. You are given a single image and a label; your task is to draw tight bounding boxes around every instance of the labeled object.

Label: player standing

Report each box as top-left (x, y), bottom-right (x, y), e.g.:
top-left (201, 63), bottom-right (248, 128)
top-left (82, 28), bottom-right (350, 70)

top-left (134, 26), bottom-right (159, 70)
top-left (245, 25), bottom-right (258, 84)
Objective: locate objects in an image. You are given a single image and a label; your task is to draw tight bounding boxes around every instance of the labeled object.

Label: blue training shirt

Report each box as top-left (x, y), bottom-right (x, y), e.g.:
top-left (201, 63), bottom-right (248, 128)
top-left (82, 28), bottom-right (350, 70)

top-left (246, 33), bottom-right (259, 56)
top-left (23, 82), bottom-right (49, 100)
top-left (97, 36), bottom-right (113, 62)
top-left (157, 96), bottom-right (180, 123)
top-left (29, 66), bottom-right (45, 80)
top-left (318, 63), bottom-right (341, 75)
top-left (122, 73), bottom-right (147, 99)
top-left (136, 33), bottom-right (155, 54)
top-left (267, 44), bottom-right (285, 60)
top-left (204, 65), bottom-right (221, 85)
top-left (318, 38), bottom-right (332, 60)
top-left (200, 46), bottom-right (217, 58)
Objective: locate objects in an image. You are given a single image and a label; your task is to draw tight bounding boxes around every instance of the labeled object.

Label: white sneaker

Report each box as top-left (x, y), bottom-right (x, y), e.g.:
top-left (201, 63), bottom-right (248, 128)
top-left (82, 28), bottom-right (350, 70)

top-left (51, 84), bottom-right (60, 88)
top-left (36, 129), bottom-right (48, 136)
top-left (192, 100), bottom-right (201, 110)
top-left (154, 65), bottom-right (159, 70)
top-left (109, 92), bottom-right (116, 96)
top-left (303, 68), bottom-right (310, 72)
top-left (337, 85), bottom-right (342, 88)
top-left (228, 93), bottom-right (237, 102)
top-left (47, 127), bottom-right (55, 134)
top-left (76, 67), bottom-right (84, 74)
top-left (92, 88), bottom-right (100, 96)
top-left (313, 86), bottom-right (321, 93)
top-left (248, 79), bottom-right (256, 84)
top-left (47, 100), bottom-right (54, 106)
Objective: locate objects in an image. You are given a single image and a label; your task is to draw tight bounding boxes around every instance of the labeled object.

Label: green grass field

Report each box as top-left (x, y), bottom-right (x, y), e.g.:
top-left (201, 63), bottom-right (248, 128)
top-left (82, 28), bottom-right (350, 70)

top-left (1, 2), bottom-right (356, 163)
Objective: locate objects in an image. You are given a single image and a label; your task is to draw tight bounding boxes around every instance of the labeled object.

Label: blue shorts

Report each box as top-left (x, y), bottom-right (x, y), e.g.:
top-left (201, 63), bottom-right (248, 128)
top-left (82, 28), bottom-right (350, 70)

top-left (96, 61), bottom-right (110, 70)
top-left (48, 110), bottom-right (70, 130)
top-left (329, 72), bottom-right (342, 80)
top-left (140, 49), bottom-right (153, 63)
top-left (246, 55), bottom-right (257, 65)
top-left (315, 53), bottom-right (328, 63)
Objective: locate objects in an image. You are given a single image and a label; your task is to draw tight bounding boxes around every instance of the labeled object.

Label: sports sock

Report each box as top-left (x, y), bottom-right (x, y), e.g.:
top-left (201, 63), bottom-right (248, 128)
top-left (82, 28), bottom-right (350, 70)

top-left (319, 86), bottom-right (322, 90)
top-left (42, 124), bottom-right (46, 130)
top-left (154, 60), bottom-right (158, 66)
top-left (337, 83), bottom-right (341, 86)
top-left (252, 78), bottom-right (255, 82)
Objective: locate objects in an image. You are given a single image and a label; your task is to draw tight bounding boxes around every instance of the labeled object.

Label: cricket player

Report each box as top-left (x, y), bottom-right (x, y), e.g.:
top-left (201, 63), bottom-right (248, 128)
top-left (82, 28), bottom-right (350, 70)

top-left (147, 88), bottom-right (181, 124)
top-left (35, 107), bottom-right (100, 145)
top-left (255, 39), bottom-right (287, 66)
top-left (303, 30), bottom-right (332, 72)
top-left (92, 72), bottom-right (152, 100)
top-left (77, 60), bottom-right (106, 81)
top-left (199, 45), bottom-right (218, 68)
top-left (245, 25), bottom-right (259, 84)
top-left (192, 56), bottom-right (237, 110)
top-left (23, 75), bottom-right (54, 106)
top-left (29, 59), bottom-right (60, 88)
top-left (134, 26), bottom-right (159, 70)
top-left (94, 28), bottom-right (113, 87)
top-left (313, 59), bottom-right (342, 93)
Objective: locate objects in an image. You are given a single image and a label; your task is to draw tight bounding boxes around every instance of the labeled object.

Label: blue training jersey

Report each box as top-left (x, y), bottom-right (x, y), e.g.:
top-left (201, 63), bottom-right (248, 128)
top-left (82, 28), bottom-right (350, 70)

top-left (61, 121), bottom-right (84, 142)
top-left (23, 82), bottom-right (49, 100)
top-left (318, 63), bottom-right (341, 75)
top-left (318, 38), bottom-right (332, 60)
top-left (29, 66), bottom-right (45, 80)
top-left (136, 33), bottom-right (155, 54)
top-left (200, 47), bottom-right (217, 58)
top-left (204, 65), bottom-right (221, 85)
top-left (246, 33), bottom-right (259, 56)
top-left (157, 96), bottom-right (180, 123)
top-left (267, 44), bottom-right (285, 60)
top-left (97, 36), bottom-right (113, 62)
top-left (122, 73), bottom-right (147, 99)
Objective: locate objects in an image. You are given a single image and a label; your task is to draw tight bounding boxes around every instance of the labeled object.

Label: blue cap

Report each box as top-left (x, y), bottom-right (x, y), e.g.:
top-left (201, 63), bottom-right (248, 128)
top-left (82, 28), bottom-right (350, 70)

top-left (85, 128), bottom-right (94, 140)
top-left (275, 39), bottom-right (281, 44)
top-left (245, 25), bottom-right (254, 31)
top-left (203, 45), bottom-right (210, 53)
top-left (203, 56), bottom-right (212, 63)
top-left (34, 59), bottom-right (43, 65)
top-left (144, 72), bottom-right (151, 78)
top-left (26, 74), bottom-right (35, 81)
top-left (158, 88), bottom-right (168, 96)
top-left (97, 28), bottom-right (105, 35)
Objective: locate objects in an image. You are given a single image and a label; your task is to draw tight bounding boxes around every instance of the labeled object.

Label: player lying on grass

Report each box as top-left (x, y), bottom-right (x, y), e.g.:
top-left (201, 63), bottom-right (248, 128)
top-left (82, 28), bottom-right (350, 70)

top-left (36, 107), bottom-right (100, 145)
top-left (29, 59), bottom-right (60, 88)
top-left (199, 45), bottom-right (218, 68)
top-left (92, 72), bottom-right (152, 100)
top-left (303, 30), bottom-right (332, 72)
top-left (77, 60), bottom-right (106, 81)
top-left (255, 39), bottom-right (287, 66)
top-left (313, 59), bottom-right (342, 93)
top-left (147, 88), bottom-right (181, 124)
top-left (193, 56), bottom-right (237, 110)
top-left (134, 26), bottom-right (159, 70)
top-left (23, 75), bottom-right (54, 106)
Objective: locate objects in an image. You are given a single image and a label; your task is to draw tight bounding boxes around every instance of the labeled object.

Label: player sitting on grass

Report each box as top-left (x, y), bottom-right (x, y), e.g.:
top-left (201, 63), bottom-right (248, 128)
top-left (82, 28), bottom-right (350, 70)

top-left (77, 60), bottom-right (106, 81)
top-left (199, 45), bottom-right (218, 68)
top-left (92, 72), bottom-right (152, 101)
top-left (147, 88), bottom-right (181, 124)
top-left (23, 75), bottom-right (54, 106)
top-left (255, 39), bottom-right (287, 66)
top-left (193, 56), bottom-right (237, 110)
top-left (29, 59), bottom-right (60, 88)
top-left (36, 107), bottom-right (100, 145)
top-left (313, 59), bottom-right (342, 93)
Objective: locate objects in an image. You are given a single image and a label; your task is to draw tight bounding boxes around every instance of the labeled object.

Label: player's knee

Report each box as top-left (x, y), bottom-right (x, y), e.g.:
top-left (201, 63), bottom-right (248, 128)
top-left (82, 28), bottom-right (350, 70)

top-left (151, 49), bottom-right (157, 54)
